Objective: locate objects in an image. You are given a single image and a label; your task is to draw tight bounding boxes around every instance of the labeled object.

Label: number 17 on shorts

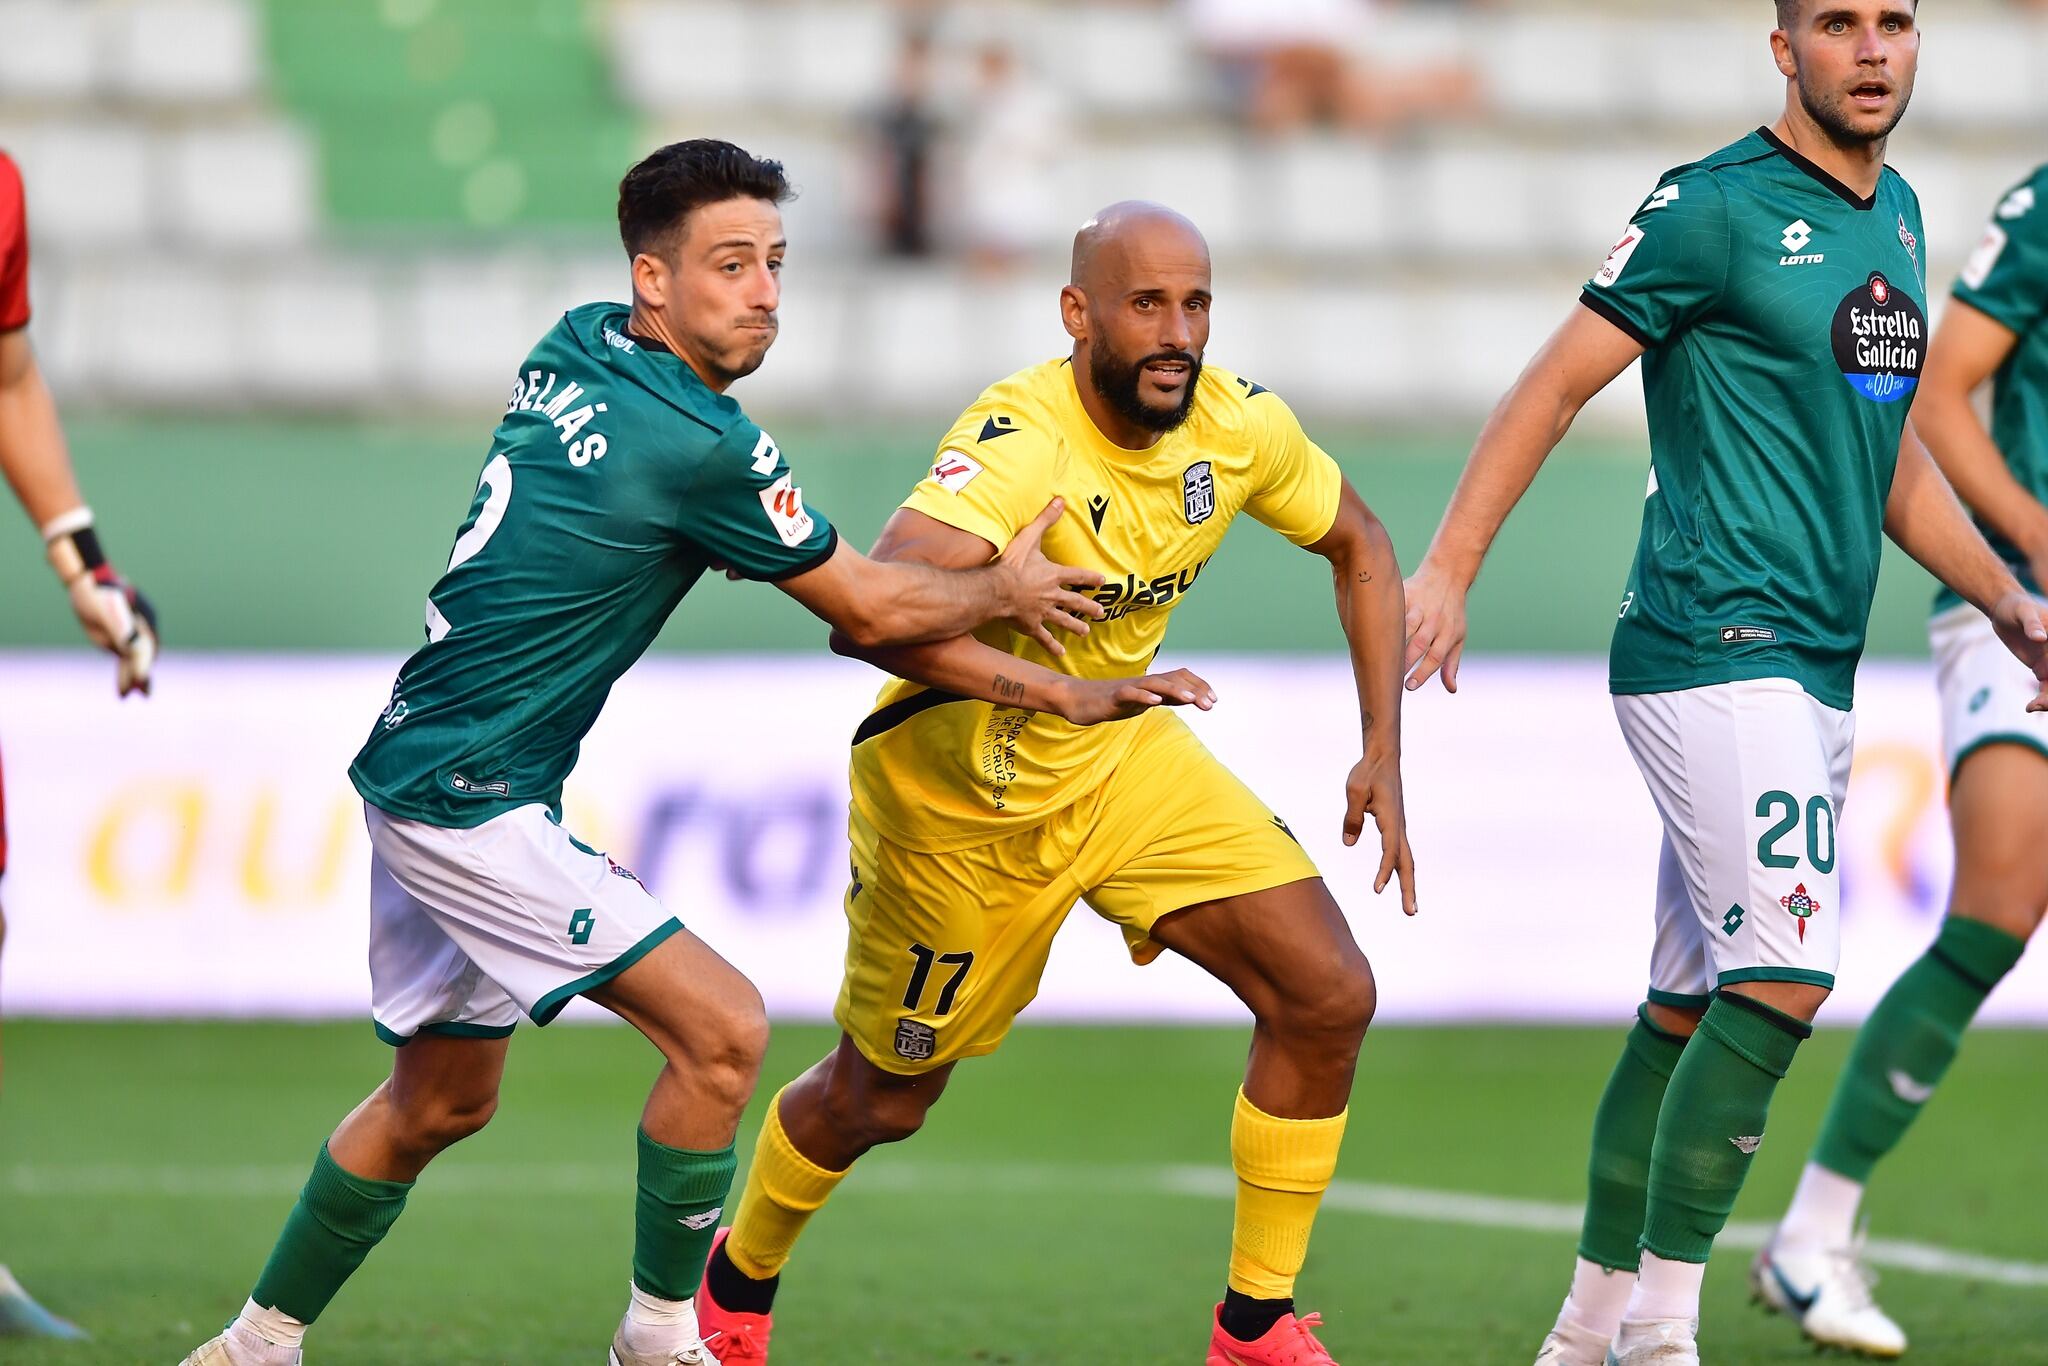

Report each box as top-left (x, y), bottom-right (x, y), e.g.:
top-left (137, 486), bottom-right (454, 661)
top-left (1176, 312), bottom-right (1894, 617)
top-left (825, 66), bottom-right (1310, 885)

top-left (1615, 678), bottom-right (1853, 1003)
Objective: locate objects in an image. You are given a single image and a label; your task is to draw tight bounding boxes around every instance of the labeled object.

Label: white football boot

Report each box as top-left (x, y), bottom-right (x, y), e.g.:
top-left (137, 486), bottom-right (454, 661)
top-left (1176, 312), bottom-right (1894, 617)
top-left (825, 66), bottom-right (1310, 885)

top-left (1534, 1315), bottom-right (1612, 1365)
top-left (609, 1304), bottom-right (716, 1366)
top-left (1603, 1317), bottom-right (1700, 1366)
top-left (1750, 1232), bottom-right (1906, 1358)
top-left (177, 1326), bottom-right (302, 1366)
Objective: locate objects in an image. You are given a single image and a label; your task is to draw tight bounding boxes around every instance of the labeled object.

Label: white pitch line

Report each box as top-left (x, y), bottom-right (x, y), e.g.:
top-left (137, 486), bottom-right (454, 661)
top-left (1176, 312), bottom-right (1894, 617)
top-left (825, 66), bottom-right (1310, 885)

top-left (10, 1160), bottom-right (2047, 1290)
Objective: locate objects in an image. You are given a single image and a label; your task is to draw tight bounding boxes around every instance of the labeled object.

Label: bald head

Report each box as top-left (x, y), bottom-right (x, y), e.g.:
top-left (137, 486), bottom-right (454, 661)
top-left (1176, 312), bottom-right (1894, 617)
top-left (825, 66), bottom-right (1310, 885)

top-left (1070, 201), bottom-right (1210, 291)
top-left (1061, 201), bottom-right (1213, 444)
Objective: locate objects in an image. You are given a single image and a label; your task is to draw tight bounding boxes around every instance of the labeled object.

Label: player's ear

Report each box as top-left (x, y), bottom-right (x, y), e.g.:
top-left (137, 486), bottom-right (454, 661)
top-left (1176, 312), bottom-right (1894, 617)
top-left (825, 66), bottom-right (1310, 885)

top-left (1770, 27), bottom-right (1797, 79)
top-left (1059, 284), bottom-right (1089, 342)
top-left (631, 251), bottom-right (671, 311)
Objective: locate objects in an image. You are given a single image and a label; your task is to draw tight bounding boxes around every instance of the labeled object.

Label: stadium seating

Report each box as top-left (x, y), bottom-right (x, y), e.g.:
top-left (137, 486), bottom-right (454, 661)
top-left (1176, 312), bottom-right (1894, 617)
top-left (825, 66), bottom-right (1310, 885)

top-left (2, 0), bottom-right (2041, 416)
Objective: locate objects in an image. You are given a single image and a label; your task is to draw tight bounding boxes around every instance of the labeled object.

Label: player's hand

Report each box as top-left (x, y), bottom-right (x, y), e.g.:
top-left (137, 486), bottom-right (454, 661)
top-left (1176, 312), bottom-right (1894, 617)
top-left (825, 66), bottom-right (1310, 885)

top-left (1403, 557), bottom-right (1468, 693)
top-left (995, 498), bottom-right (1107, 657)
top-left (65, 565), bottom-right (158, 696)
top-left (1053, 669), bottom-right (1217, 726)
top-left (1344, 745), bottom-right (1417, 916)
top-left (1988, 589), bottom-right (2048, 712)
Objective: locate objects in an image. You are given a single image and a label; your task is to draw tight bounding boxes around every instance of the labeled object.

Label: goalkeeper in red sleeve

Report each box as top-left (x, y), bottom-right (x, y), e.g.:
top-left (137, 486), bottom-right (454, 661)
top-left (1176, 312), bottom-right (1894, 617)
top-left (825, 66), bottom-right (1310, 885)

top-left (0, 146), bottom-right (155, 1342)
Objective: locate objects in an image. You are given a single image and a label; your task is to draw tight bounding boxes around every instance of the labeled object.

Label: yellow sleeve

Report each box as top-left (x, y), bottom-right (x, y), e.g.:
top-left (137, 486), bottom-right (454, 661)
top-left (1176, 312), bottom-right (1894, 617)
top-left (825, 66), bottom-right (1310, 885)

top-left (899, 398), bottom-right (1060, 555)
top-left (1243, 390), bottom-right (1343, 547)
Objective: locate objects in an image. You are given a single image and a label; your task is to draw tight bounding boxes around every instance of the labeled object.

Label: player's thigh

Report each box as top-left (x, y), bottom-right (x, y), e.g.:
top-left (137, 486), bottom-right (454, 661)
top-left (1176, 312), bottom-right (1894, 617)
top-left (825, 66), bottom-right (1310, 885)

top-left (366, 801), bottom-right (684, 1032)
top-left (836, 806), bottom-right (1078, 1075)
top-left (1082, 712), bottom-right (1356, 1017)
top-left (587, 923), bottom-right (766, 1070)
top-left (384, 1028), bottom-right (513, 1126)
top-left (1933, 602), bottom-right (2048, 937)
top-left (1614, 680), bottom-right (1847, 1010)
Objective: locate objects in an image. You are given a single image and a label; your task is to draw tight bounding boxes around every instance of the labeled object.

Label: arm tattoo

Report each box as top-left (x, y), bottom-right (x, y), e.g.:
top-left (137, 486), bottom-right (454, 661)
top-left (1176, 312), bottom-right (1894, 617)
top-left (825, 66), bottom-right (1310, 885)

top-left (1355, 569), bottom-right (1373, 583)
top-left (993, 673), bottom-right (1028, 703)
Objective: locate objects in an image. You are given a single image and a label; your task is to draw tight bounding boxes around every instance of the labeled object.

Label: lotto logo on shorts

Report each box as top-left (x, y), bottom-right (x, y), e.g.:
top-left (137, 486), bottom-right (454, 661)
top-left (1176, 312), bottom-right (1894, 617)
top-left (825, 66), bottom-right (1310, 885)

top-left (894, 1018), bottom-right (937, 1062)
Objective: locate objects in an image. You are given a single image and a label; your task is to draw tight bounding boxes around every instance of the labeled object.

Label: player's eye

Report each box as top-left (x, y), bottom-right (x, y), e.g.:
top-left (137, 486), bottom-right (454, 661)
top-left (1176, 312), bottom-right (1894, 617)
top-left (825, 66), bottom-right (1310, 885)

top-left (1134, 298), bottom-right (1155, 311)
top-left (1186, 299), bottom-right (1208, 313)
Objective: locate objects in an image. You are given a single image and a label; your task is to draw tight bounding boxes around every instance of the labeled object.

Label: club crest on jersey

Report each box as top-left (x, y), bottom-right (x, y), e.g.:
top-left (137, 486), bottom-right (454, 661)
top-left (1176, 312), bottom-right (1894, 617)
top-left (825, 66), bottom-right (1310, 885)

top-left (1182, 461), bottom-right (1216, 525)
top-left (1781, 883), bottom-right (1821, 941)
top-left (931, 449), bottom-right (983, 493)
top-left (1897, 215), bottom-right (1918, 262)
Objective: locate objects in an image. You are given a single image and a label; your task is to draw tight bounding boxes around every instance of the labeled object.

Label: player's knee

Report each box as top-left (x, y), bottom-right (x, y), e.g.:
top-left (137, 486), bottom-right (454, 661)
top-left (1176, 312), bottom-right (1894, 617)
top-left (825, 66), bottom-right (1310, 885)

top-left (1276, 955), bottom-right (1377, 1044)
top-left (1949, 867), bottom-right (2048, 939)
top-left (393, 1086), bottom-right (499, 1154)
top-left (821, 1063), bottom-right (937, 1149)
top-left (688, 987), bottom-right (770, 1117)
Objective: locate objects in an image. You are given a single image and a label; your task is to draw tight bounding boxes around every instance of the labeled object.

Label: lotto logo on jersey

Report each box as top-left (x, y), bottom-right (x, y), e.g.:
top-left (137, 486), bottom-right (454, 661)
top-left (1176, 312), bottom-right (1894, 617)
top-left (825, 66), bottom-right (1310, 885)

top-left (759, 475), bottom-right (815, 548)
top-left (931, 449), bottom-right (983, 493)
top-left (1592, 225), bottom-right (1645, 288)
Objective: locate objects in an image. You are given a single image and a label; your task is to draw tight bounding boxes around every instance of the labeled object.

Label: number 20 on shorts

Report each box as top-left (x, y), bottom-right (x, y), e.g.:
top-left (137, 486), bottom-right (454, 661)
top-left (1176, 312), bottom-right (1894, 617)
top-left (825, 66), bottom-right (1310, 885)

top-left (1754, 790), bottom-right (1836, 872)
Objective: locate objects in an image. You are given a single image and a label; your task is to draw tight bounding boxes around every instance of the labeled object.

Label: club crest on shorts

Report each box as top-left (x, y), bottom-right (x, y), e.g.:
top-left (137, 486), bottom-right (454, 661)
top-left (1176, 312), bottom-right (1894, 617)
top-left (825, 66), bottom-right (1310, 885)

top-left (1780, 883), bottom-right (1821, 940)
top-left (894, 1018), bottom-right (937, 1062)
top-left (1182, 461), bottom-right (1215, 525)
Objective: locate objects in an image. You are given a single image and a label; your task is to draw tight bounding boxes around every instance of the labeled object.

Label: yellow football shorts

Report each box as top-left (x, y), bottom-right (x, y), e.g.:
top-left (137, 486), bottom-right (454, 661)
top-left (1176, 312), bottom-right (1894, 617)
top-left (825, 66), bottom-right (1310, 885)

top-left (836, 708), bottom-right (1321, 1074)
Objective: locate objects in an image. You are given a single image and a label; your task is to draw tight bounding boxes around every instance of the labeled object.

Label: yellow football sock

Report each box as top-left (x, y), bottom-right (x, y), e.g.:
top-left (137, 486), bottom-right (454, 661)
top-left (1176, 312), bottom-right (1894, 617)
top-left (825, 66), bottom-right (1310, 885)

top-left (1228, 1088), bottom-right (1348, 1300)
top-left (723, 1088), bottom-right (849, 1281)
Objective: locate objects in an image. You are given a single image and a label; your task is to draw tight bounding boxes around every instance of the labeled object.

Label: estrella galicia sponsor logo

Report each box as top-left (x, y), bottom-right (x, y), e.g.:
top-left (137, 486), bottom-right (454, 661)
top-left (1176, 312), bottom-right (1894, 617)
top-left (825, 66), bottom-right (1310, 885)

top-left (450, 772), bottom-right (511, 797)
top-left (1719, 626), bottom-right (1777, 644)
top-left (1833, 272), bottom-right (1924, 403)
top-left (1183, 461), bottom-right (1216, 524)
top-left (1093, 558), bottom-right (1210, 622)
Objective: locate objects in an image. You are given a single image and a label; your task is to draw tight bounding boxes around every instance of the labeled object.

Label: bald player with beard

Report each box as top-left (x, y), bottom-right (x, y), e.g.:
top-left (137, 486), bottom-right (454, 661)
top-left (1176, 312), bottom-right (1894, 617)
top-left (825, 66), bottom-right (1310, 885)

top-left (693, 202), bottom-right (1416, 1366)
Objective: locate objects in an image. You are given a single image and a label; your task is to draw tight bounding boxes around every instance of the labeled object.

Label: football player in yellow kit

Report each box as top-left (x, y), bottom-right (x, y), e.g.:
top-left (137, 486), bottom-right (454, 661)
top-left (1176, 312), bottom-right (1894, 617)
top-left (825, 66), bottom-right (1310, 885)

top-left (696, 202), bottom-right (1415, 1366)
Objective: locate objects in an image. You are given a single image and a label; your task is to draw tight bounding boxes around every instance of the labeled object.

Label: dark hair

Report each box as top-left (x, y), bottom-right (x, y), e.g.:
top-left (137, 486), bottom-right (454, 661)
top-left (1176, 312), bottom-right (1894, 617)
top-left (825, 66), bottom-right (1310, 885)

top-left (617, 139), bottom-right (793, 260)
top-left (1777, 0), bottom-right (1914, 26)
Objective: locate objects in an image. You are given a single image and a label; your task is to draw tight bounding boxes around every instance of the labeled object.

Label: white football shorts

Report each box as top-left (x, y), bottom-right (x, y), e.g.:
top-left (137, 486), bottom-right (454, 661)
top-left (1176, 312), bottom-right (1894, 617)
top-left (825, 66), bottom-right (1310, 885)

top-left (364, 801), bottom-right (681, 1045)
top-left (1612, 678), bottom-right (1853, 1006)
top-left (1929, 600), bottom-right (2048, 777)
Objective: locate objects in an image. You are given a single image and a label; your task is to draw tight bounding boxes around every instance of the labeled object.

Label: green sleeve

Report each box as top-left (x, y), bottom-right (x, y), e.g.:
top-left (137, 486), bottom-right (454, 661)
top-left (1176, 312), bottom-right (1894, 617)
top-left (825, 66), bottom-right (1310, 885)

top-left (1953, 170), bottom-right (2048, 336)
top-left (674, 419), bottom-right (839, 581)
top-left (1579, 168), bottom-right (1730, 348)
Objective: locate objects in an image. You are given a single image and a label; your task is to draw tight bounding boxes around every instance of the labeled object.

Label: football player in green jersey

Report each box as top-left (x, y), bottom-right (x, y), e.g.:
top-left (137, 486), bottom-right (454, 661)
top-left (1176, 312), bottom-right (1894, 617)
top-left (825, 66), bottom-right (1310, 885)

top-left (1755, 163), bottom-right (2048, 1358)
top-left (1403, 5), bottom-right (2048, 1364)
top-left (180, 140), bottom-right (1211, 1366)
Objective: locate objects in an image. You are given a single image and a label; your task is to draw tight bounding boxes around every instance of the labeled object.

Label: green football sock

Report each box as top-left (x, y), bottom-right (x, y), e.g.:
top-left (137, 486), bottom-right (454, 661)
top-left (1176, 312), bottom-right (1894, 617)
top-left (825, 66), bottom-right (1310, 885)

top-left (633, 1128), bottom-right (738, 1301)
top-left (1578, 1006), bottom-right (1689, 1270)
top-left (1813, 917), bottom-right (2026, 1183)
top-left (1641, 992), bottom-right (1808, 1264)
top-left (249, 1144), bottom-right (413, 1323)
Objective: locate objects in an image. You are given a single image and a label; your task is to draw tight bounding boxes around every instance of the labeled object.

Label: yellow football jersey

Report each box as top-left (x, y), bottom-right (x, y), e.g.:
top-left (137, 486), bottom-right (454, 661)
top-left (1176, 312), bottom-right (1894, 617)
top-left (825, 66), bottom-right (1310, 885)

top-left (849, 357), bottom-right (1343, 853)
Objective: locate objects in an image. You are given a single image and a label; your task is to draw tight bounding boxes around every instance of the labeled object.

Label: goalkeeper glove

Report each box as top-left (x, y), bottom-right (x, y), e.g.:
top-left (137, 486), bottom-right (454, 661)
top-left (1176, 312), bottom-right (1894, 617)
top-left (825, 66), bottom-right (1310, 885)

top-left (42, 507), bottom-right (157, 696)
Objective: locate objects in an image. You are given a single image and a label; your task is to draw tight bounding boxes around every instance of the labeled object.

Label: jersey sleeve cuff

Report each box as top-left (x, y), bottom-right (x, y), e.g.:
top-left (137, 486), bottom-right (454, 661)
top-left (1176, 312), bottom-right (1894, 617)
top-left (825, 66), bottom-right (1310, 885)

top-left (898, 491), bottom-right (1012, 557)
top-left (759, 524), bottom-right (841, 582)
top-left (1578, 289), bottom-right (1658, 349)
top-left (1950, 285), bottom-right (2039, 340)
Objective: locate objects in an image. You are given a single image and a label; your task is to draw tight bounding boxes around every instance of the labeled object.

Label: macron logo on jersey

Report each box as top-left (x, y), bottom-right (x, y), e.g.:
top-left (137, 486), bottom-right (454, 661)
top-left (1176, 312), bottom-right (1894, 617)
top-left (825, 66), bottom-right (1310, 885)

top-left (760, 474), bottom-right (815, 547)
top-left (931, 450), bottom-right (984, 493)
top-left (1592, 225), bottom-right (1644, 288)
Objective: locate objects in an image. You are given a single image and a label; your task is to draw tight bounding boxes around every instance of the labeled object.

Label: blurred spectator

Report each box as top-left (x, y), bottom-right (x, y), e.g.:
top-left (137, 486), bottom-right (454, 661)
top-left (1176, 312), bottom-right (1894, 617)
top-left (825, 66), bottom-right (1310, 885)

top-left (1187, 0), bottom-right (1481, 135)
top-left (870, 25), bottom-right (943, 257)
top-left (957, 43), bottom-right (1068, 273)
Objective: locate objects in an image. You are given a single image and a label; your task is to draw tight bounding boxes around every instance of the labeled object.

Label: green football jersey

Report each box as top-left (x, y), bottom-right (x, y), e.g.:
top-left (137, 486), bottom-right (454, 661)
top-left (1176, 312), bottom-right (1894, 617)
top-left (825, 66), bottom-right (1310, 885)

top-left (1936, 163), bottom-right (2048, 610)
top-left (1582, 128), bottom-right (1928, 711)
top-left (350, 302), bottom-right (838, 828)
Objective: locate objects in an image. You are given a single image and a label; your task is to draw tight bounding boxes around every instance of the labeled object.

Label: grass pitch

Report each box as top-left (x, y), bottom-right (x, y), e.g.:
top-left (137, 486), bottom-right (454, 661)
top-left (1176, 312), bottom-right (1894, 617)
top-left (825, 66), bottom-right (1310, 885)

top-left (3, 1021), bottom-right (2044, 1364)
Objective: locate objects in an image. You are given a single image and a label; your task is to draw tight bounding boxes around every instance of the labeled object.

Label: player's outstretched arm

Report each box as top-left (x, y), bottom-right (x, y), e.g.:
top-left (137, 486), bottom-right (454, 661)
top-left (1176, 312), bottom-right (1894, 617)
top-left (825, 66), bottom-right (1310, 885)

top-left (1404, 304), bottom-right (1643, 693)
top-left (826, 506), bottom-right (1217, 725)
top-left (778, 498), bottom-right (1105, 653)
top-left (1885, 421), bottom-right (2048, 708)
top-left (1914, 301), bottom-right (2048, 581)
top-left (0, 328), bottom-right (156, 695)
top-left (1307, 478), bottom-right (1416, 915)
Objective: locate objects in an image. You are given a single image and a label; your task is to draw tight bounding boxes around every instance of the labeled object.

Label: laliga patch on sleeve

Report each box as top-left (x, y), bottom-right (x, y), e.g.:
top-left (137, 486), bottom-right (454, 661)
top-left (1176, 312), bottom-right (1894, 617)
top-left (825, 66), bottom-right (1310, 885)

top-left (1592, 225), bottom-right (1646, 289)
top-left (1960, 223), bottom-right (2009, 291)
top-left (759, 474), bottom-right (815, 547)
top-left (930, 449), bottom-right (984, 493)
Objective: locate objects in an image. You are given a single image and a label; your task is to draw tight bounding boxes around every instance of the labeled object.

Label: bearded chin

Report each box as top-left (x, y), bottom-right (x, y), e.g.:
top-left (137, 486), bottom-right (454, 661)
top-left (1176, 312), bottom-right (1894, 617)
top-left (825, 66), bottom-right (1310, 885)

top-left (1800, 78), bottom-right (1910, 145)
